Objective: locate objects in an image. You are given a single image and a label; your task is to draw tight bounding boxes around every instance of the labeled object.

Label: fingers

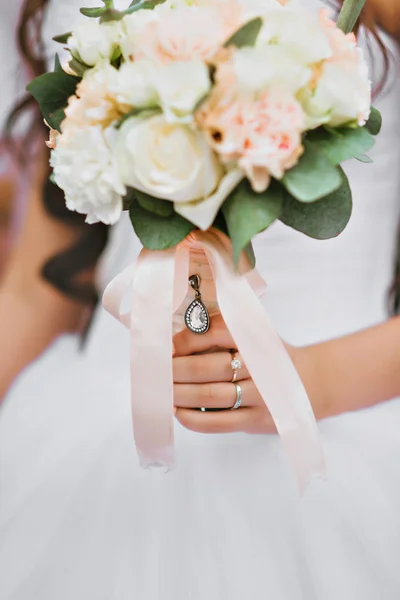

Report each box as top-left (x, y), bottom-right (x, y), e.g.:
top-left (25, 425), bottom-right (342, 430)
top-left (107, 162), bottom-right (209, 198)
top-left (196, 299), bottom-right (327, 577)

top-left (175, 407), bottom-right (253, 434)
top-left (173, 314), bottom-right (236, 357)
top-left (173, 352), bottom-right (248, 384)
top-left (174, 379), bottom-right (257, 409)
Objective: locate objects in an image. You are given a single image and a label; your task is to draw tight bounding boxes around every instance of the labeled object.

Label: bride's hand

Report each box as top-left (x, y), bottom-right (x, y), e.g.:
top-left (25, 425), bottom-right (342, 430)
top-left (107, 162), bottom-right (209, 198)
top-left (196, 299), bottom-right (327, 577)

top-left (173, 314), bottom-right (320, 434)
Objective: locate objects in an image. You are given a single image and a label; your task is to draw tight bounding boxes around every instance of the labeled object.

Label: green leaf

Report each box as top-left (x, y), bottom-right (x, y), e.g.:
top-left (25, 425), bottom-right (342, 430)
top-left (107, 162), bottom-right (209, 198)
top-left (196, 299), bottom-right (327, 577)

top-left (53, 32), bottom-right (72, 44)
top-left (102, 0), bottom-right (114, 7)
top-left (116, 107), bottom-right (159, 129)
top-left (54, 54), bottom-right (63, 72)
top-left (80, 6), bottom-right (107, 17)
top-left (123, 188), bottom-right (136, 211)
top-left (129, 200), bottom-right (195, 250)
top-left (100, 8), bottom-right (125, 22)
top-left (125, 0), bottom-right (166, 14)
top-left (222, 179), bottom-right (283, 265)
top-left (337, 0), bottom-right (366, 33)
top-left (282, 141), bottom-right (342, 203)
top-left (306, 126), bottom-right (375, 165)
top-left (68, 57), bottom-right (88, 77)
top-left (365, 106), bottom-right (382, 136)
top-left (135, 190), bottom-right (174, 217)
top-left (244, 242), bottom-right (256, 269)
top-left (224, 17), bottom-right (262, 49)
top-left (26, 71), bottom-right (79, 131)
top-left (280, 168), bottom-right (352, 239)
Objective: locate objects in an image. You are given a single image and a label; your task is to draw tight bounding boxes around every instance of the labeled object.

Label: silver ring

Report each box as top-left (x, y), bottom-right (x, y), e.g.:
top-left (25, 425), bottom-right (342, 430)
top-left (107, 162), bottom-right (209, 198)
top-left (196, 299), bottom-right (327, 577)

top-left (231, 353), bottom-right (242, 383)
top-left (231, 383), bottom-right (242, 410)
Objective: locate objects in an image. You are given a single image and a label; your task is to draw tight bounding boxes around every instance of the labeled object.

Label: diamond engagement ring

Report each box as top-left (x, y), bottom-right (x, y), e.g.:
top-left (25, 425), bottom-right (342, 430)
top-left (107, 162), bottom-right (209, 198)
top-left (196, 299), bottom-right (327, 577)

top-left (231, 353), bottom-right (242, 383)
top-left (231, 383), bottom-right (242, 410)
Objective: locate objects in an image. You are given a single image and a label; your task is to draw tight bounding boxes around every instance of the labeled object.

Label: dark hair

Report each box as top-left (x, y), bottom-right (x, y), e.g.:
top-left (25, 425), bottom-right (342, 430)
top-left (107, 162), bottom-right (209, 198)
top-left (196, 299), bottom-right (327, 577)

top-left (7, 0), bottom-right (400, 313)
top-left (7, 0), bottom-right (109, 307)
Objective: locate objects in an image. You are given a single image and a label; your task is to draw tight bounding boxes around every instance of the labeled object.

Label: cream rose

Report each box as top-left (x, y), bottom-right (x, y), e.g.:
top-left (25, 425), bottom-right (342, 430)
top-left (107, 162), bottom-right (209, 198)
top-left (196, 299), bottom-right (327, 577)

top-left (68, 20), bottom-right (123, 66)
top-left (300, 60), bottom-right (371, 128)
top-left (116, 114), bottom-right (240, 229)
top-left (231, 45), bottom-right (311, 95)
top-left (257, 2), bottom-right (332, 65)
top-left (111, 60), bottom-right (159, 109)
top-left (117, 114), bottom-right (222, 202)
top-left (155, 60), bottom-right (211, 123)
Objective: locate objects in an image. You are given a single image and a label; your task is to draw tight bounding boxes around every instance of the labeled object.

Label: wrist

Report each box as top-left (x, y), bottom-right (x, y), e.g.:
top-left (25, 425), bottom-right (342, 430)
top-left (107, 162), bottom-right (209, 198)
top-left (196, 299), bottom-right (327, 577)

top-left (285, 343), bottom-right (332, 421)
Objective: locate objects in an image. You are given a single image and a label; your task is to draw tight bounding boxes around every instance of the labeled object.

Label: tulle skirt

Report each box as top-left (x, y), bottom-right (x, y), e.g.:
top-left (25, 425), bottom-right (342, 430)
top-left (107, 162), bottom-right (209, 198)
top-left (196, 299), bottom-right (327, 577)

top-left (1, 323), bottom-right (400, 600)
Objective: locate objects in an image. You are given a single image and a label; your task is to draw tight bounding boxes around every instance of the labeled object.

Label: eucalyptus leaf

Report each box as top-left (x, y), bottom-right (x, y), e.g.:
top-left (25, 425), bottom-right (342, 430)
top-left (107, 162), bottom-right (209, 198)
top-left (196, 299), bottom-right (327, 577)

top-left (53, 32), bottom-right (72, 44)
top-left (135, 190), bottom-right (174, 217)
top-left (222, 179), bottom-right (283, 265)
top-left (26, 71), bottom-right (79, 132)
top-left (224, 17), bottom-right (262, 49)
top-left (354, 153), bottom-right (373, 163)
top-left (212, 212), bottom-right (229, 238)
top-left (365, 106), bottom-right (382, 136)
top-left (129, 201), bottom-right (194, 250)
top-left (280, 168), bottom-right (352, 239)
top-left (282, 141), bottom-right (342, 203)
top-left (80, 6), bottom-right (107, 17)
top-left (306, 126), bottom-right (375, 165)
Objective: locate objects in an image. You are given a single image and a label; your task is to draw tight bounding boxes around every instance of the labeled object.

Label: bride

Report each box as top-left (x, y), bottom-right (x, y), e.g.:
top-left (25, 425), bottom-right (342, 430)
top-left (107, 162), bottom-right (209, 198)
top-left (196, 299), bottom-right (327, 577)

top-left (1, 0), bottom-right (400, 598)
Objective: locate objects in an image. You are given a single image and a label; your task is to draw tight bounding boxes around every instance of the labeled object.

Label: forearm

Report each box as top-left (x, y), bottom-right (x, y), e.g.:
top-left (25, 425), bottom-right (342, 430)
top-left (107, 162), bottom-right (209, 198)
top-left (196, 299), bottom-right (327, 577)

top-left (293, 317), bottom-right (400, 420)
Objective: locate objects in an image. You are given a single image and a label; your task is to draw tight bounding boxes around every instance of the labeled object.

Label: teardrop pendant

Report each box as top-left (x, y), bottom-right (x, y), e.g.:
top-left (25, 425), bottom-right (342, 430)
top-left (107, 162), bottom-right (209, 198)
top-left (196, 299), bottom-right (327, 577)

top-left (185, 275), bottom-right (210, 335)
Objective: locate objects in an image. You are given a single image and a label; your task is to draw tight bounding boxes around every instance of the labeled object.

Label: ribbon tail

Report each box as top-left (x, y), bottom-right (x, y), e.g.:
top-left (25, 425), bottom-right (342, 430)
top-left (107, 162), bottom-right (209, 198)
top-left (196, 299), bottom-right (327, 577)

top-left (129, 247), bottom-right (176, 470)
top-left (102, 262), bottom-right (137, 329)
top-left (201, 232), bottom-right (326, 493)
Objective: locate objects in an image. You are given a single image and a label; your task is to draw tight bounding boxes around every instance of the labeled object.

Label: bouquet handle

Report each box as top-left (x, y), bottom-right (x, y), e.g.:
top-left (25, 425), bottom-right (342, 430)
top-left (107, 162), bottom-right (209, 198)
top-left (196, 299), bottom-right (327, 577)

top-left (103, 230), bottom-right (326, 493)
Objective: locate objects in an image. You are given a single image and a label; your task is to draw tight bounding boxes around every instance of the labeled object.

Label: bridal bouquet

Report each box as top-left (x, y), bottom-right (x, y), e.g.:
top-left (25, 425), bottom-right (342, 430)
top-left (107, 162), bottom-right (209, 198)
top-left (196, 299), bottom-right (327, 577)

top-left (28, 0), bottom-right (379, 489)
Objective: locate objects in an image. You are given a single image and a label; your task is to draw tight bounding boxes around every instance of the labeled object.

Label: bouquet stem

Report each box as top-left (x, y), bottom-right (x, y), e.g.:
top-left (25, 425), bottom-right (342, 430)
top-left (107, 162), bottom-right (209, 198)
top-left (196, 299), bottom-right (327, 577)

top-left (337, 0), bottom-right (367, 33)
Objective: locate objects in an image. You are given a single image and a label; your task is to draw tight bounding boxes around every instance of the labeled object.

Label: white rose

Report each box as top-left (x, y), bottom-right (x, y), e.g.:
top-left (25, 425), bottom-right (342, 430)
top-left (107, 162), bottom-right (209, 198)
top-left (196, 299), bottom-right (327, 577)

top-left (117, 114), bottom-right (239, 229)
top-left (51, 125), bottom-right (126, 225)
top-left (111, 60), bottom-right (159, 109)
top-left (232, 46), bottom-right (311, 95)
top-left (155, 60), bottom-right (211, 123)
top-left (300, 60), bottom-right (371, 128)
top-left (257, 2), bottom-right (332, 65)
top-left (68, 20), bottom-right (123, 66)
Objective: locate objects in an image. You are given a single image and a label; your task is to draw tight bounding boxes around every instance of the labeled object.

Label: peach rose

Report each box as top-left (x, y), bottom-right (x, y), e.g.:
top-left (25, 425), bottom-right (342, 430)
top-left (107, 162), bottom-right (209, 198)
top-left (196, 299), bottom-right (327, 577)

top-left (133, 6), bottom-right (235, 64)
top-left (198, 87), bottom-right (305, 192)
top-left (61, 62), bottom-right (123, 134)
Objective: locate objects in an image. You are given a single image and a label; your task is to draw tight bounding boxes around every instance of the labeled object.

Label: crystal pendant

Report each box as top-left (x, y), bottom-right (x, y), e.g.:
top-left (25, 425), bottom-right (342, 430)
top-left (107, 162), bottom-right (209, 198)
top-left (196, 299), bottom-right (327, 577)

top-left (185, 299), bottom-right (210, 335)
top-left (185, 274), bottom-right (210, 335)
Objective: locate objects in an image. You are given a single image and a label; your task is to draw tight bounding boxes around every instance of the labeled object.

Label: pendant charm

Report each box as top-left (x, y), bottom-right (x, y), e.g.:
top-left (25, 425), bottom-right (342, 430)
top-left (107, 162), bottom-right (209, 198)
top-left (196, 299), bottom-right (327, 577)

top-left (185, 275), bottom-right (210, 335)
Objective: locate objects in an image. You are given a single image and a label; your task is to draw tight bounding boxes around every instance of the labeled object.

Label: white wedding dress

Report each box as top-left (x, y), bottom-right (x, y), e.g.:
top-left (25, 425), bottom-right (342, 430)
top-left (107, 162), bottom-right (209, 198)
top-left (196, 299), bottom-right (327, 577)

top-left (1, 1), bottom-right (400, 598)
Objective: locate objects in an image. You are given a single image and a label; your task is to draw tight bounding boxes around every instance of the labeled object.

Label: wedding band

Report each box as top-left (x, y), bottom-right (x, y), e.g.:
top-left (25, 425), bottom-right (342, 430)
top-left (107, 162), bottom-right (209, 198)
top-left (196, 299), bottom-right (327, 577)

top-left (231, 383), bottom-right (242, 410)
top-left (231, 353), bottom-right (242, 383)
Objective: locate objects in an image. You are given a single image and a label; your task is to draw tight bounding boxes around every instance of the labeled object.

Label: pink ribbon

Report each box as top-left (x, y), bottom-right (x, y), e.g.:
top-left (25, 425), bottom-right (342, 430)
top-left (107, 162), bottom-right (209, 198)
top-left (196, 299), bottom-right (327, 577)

top-left (103, 229), bottom-right (326, 492)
